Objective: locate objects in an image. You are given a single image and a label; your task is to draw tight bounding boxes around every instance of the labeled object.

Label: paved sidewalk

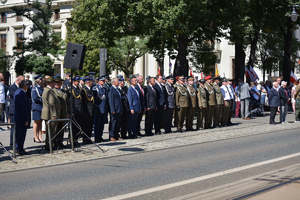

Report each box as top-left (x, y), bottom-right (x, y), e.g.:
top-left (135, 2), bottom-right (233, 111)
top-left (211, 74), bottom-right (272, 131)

top-left (0, 113), bottom-right (299, 173)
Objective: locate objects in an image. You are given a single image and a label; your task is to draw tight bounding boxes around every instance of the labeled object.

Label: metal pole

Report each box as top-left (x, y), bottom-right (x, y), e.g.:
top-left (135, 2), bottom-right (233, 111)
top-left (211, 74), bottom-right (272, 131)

top-left (12, 123), bottom-right (16, 158)
top-left (69, 119), bottom-right (74, 152)
top-left (47, 121), bottom-right (53, 153)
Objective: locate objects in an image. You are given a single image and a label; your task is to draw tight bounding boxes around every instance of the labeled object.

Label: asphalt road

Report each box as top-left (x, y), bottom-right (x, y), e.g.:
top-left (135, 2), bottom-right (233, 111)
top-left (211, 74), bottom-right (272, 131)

top-left (1, 128), bottom-right (300, 200)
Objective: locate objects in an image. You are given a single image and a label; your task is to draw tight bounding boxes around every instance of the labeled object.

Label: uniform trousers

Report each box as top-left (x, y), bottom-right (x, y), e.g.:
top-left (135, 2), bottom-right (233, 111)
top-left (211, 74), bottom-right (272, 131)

top-left (197, 107), bottom-right (207, 129)
top-left (15, 121), bottom-right (27, 152)
top-left (177, 107), bottom-right (188, 130)
top-left (154, 106), bottom-right (164, 133)
top-left (206, 105), bottom-right (216, 128)
top-left (186, 107), bottom-right (195, 130)
top-left (296, 99), bottom-right (300, 121)
top-left (119, 111), bottom-right (129, 138)
top-left (128, 112), bottom-right (139, 137)
top-left (223, 100), bottom-right (231, 124)
top-left (109, 113), bottom-right (120, 139)
top-left (164, 108), bottom-right (174, 133)
top-left (94, 113), bottom-right (106, 142)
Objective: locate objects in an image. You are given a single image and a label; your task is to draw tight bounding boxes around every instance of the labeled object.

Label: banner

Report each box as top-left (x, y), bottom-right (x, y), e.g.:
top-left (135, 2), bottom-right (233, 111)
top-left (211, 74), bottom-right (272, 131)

top-left (245, 66), bottom-right (259, 82)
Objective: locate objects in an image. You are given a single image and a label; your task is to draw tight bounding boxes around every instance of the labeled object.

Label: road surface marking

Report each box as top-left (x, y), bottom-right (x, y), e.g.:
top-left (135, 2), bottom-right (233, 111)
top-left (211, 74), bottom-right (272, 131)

top-left (101, 152), bottom-right (300, 200)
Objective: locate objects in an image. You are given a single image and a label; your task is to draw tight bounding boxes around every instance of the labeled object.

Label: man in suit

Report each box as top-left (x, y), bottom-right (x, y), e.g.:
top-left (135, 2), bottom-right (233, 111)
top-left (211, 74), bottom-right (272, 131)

top-left (93, 75), bottom-right (108, 143)
top-left (153, 75), bottom-right (167, 134)
top-left (52, 75), bottom-right (68, 149)
top-left (9, 75), bottom-right (24, 147)
top-left (204, 76), bottom-right (216, 128)
top-left (269, 81), bottom-right (281, 124)
top-left (221, 79), bottom-right (233, 126)
top-left (186, 76), bottom-right (197, 131)
top-left (108, 78), bottom-right (123, 141)
top-left (127, 75), bottom-right (141, 138)
top-left (145, 77), bottom-right (157, 136)
top-left (14, 80), bottom-right (31, 155)
top-left (81, 77), bottom-right (95, 144)
top-left (118, 76), bottom-right (130, 139)
top-left (41, 76), bottom-right (61, 150)
top-left (238, 79), bottom-right (251, 120)
top-left (165, 76), bottom-right (175, 133)
top-left (279, 81), bottom-right (289, 123)
top-left (135, 75), bottom-right (145, 136)
top-left (175, 76), bottom-right (189, 132)
top-left (197, 79), bottom-right (208, 129)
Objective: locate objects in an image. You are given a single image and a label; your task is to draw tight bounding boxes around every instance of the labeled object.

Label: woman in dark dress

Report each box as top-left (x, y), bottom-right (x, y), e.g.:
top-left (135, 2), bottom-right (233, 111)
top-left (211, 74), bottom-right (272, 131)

top-left (31, 75), bottom-right (44, 142)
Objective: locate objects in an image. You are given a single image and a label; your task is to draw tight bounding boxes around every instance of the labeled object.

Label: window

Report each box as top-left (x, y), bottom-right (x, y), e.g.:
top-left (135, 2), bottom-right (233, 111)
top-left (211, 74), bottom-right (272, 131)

top-left (0, 34), bottom-right (6, 52)
top-left (16, 16), bottom-right (23, 22)
top-left (1, 13), bottom-right (7, 23)
top-left (54, 10), bottom-right (60, 21)
top-left (16, 33), bottom-right (24, 51)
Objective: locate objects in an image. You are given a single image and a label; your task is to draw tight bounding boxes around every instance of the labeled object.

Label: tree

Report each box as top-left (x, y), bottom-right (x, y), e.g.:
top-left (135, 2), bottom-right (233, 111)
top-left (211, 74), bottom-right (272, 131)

top-left (108, 36), bottom-right (148, 77)
top-left (11, 0), bottom-right (62, 75)
top-left (0, 49), bottom-right (9, 73)
top-left (69, 0), bottom-right (227, 76)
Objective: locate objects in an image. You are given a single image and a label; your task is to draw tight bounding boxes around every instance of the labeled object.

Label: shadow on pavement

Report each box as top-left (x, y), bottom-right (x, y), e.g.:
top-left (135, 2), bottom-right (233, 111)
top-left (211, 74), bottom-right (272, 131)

top-left (233, 176), bottom-right (300, 200)
top-left (118, 147), bottom-right (144, 152)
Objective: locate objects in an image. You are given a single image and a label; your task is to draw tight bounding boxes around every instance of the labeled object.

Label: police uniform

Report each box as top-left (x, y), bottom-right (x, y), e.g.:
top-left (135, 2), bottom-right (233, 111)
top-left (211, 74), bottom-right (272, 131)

top-left (175, 83), bottom-right (189, 132)
top-left (204, 77), bottom-right (216, 128)
top-left (186, 81), bottom-right (197, 131)
top-left (197, 81), bottom-right (208, 129)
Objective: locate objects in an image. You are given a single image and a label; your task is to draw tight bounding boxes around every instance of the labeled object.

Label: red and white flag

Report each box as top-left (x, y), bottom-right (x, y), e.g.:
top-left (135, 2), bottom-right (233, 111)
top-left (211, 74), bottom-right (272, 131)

top-left (290, 71), bottom-right (298, 83)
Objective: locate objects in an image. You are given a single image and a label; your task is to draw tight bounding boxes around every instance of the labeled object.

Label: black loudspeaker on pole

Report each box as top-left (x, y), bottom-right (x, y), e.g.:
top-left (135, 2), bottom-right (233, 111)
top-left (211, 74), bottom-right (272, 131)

top-left (64, 43), bottom-right (86, 70)
top-left (99, 48), bottom-right (107, 76)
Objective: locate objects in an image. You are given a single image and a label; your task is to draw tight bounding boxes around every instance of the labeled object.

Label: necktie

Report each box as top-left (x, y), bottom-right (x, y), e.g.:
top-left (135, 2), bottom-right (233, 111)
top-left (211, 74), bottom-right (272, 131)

top-left (139, 84), bottom-right (144, 96)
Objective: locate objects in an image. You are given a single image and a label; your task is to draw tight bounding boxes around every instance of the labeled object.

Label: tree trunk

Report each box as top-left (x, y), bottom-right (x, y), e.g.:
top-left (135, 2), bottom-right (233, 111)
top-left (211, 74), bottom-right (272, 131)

top-left (247, 27), bottom-right (260, 67)
top-left (283, 20), bottom-right (293, 84)
top-left (174, 35), bottom-right (189, 77)
top-left (234, 41), bottom-right (246, 82)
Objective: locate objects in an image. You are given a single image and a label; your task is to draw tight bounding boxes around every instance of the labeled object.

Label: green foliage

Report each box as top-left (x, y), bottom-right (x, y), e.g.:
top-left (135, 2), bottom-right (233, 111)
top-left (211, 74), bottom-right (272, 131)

top-left (15, 55), bottom-right (54, 75)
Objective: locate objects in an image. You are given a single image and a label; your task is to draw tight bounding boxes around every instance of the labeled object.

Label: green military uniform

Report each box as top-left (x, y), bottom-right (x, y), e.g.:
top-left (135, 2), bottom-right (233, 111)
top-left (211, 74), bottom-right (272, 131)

top-left (197, 84), bottom-right (208, 129)
top-left (186, 84), bottom-right (197, 130)
top-left (52, 87), bottom-right (67, 147)
top-left (204, 82), bottom-right (216, 128)
top-left (175, 83), bottom-right (189, 131)
top-left (41, 86), bottom-right (61, 150)
top-left (295, 85), bottom-right (300, 121)
top-left (213, 82), bottom-right (224, 127)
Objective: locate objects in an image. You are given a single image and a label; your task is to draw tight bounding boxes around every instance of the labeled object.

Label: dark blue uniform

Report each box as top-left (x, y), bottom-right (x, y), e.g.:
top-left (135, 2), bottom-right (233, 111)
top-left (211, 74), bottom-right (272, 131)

top-left (31, 85), bottom-right (43, 121)
top-left (108, 86), bottom-right (123, 139)
top-left (127, 85), bottom-right (141, 138)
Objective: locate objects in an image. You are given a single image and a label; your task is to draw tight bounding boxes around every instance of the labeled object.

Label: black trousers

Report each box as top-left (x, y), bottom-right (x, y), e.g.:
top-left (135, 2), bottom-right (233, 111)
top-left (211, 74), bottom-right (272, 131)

top-left (119, 112), bottom-right (129, 138)
top-left (94, 113), bottom-right (106, 142)
top-left (109, 113), bottom-right (120, 139)
top-left (128, 112), bottom-right (139, 136)
top-left (164, 108), bottom-right (174, 133)
top-left (269, 106), bottom-right (278, 124)
top-left (137, 110), bottom-right (144, 133)
top-left (82, 113), bottom-right (93, 142)
top-left (15, 122), bottom-right (27, 152)
top-left (145, 109), bottom-right (155, 135)
top-left (154, 106), bottom-right (164, 133)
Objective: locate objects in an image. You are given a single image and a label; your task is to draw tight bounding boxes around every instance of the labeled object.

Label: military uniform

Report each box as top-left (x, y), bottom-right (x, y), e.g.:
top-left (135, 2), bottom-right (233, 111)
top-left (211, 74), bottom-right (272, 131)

top-left (197, 84), bottom-right (208, 129)
top-left (41, 86), bottom-right (61, 150)
top-left (295, 85), bottom-right (300, 121)
top-left (81, 85), bottom-right (95, 143)
top-left (204, 82), bottom-right (216, 128)
top-left (175, 83), bottom-right (189, 131)
top-left (213, 82), bottom-right (224, 127)
top-left (52, 87), bottom-right (67, 148)
top-left (186, 84), bottom-right (197, 130)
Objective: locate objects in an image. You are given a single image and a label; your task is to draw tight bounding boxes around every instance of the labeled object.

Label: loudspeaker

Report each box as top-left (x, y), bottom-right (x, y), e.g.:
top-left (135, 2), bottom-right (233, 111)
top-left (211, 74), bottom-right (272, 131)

top-left (64, 43), bottom-right (86, 70)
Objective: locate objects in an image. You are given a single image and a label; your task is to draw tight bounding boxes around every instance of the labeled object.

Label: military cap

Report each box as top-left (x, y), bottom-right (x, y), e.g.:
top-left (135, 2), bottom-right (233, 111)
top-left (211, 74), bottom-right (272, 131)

top-left (199, 79), bottom-right (206, 84)
top-left (33, 74), bottom-right (42, 80)
top-left (73, 76), bottom-right (81, 81)
top-left (213, 76), bottom-right (221, 81)
top-left (53, 74), bottom-right (63, 82)
top-left (222, 78), bottom-right (228, 82)
top-left (44, 75), bottom-right (53, 83)
top-left (205, 75), bottom-right (212, 81)
top-left (84, 76), bottom-right (93, 82)
top-left (187, 76), bottom-right (194, 81)
top-left (166, 75), bottom-right (174, 80)
top-left (162, 76), bottom-right (166, 80)
top-left (98, 75), bottom-right (106, 81)
top-left (129, 74), bottom-right (136, 80)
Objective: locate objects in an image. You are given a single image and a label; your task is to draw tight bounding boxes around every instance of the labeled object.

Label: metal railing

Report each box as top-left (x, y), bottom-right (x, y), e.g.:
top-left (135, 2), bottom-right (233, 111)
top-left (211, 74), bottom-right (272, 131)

top-left (0, 123), bottom-right (17, 163)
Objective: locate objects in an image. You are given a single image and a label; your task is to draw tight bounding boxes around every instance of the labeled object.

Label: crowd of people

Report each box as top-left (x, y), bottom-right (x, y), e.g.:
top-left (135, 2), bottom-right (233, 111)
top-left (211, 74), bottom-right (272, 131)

top-left (1, 72), bottom-right (300, 155)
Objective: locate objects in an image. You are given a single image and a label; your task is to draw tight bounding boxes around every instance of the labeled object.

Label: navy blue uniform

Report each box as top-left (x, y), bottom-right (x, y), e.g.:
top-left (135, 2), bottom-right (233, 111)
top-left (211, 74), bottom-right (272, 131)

top-left (127, 85), bottom-right (141, 138)
top-left (31, 85), bottom-right (43, 121)
top-left (108, 86), bottom-right (123, 139)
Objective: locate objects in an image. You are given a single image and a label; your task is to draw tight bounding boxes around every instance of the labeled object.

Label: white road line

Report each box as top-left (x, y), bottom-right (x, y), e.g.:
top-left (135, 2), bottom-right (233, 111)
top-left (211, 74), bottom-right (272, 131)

top-left (101, 152), bottom-right (300, 200)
